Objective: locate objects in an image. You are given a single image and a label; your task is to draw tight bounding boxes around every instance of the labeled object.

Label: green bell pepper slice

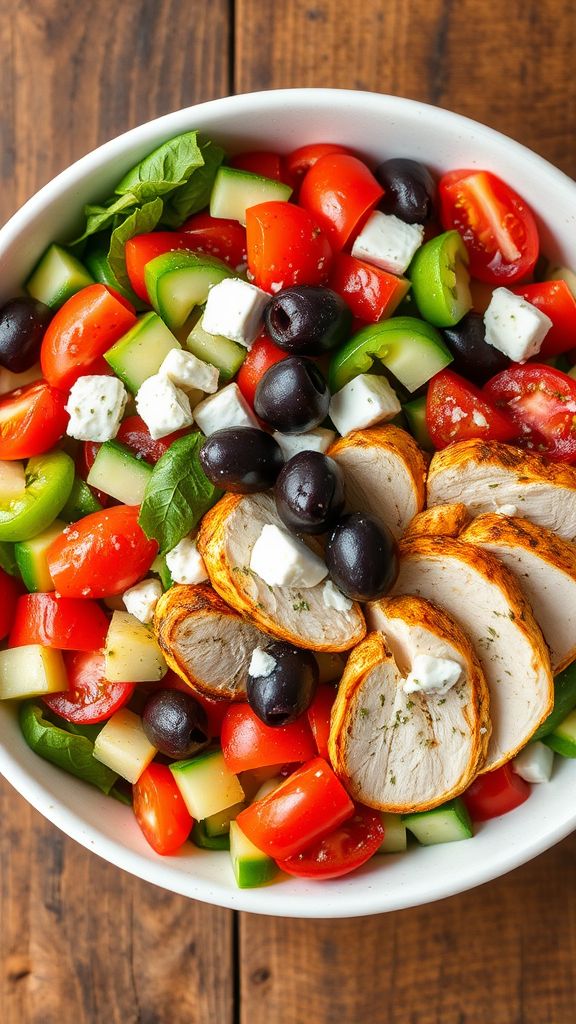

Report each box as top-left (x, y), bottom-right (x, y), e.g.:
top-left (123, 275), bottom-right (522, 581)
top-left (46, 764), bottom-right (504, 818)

top-left (409, 230), bottom-right (472, 327)
top-left (0, 540), bottom-right (19, 576)
top-left (0, 450), bottom-right (74, 543)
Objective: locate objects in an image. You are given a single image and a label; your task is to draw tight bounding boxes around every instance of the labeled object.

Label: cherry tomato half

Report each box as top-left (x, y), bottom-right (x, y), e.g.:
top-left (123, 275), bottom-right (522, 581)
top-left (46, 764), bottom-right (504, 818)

top-left (510, 281), bottom-right (576, 357)
top-left (230, 151), bottom-right (288, 183)
top-left (9, 593), bottom-right (109, 651)
top-left (329, 252), bottom-right (409, 323)
top-left (463, 764), bottom-right (531, 822)
top-left (426, 368), bottom-right (518, 449)
top-left (133, 762), bottom-right (193, 855)
top-left (285, 143), bottom-right (354, 190)
top-left (307, 684), bottom-right (336, 761)
top-left (221, 703), bottom-right (317, 774)
top-left (236, 335), bottom-right (289, 408)
top-left (0, 568), bottom-right (21, 641)
top-left (43, 650), bottom-right (134, 725)
top-left (277, 804), bottom-right (384, 879)
top-left (299, 153), bottom-right (383, 251)
top-left (484, 363), bottom-right (576, 462)
top-left (246, 202), bottom-right (333, 293)
top-left (0, 380), bottom-right (68, 460)
top-left (181, 212), bottom-right (247, 270)
top-left (125, 232), bottom-right (192, 302)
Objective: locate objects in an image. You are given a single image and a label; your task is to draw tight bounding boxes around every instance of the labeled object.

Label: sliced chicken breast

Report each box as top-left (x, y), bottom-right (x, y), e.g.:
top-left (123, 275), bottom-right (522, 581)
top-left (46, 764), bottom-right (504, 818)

top-left (197, 492), bottom-right (366, 652)
top-left (328, 425), bottom-right (426, 538)
top-left (427, 439), bottom-right (576, 540)
top-left (329, 598), bottom-right (490, 813)
top-left (461, 514), bottom-right (576, 673)
top-left (371, 536), bottom-right (553, 770)
top-left (404, 502), bottom-right (470, 540)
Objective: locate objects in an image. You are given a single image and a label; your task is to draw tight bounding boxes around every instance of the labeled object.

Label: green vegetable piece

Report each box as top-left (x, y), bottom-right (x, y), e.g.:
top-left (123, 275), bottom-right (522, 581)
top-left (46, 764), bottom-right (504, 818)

top-left (402, 798), bottom-right (473, 845)
top-left (409, 230), bottom-right (472, 328)
top-left (0, 451), bottom-right (75, 543)
top-left (191, 819), bottom-right (230, 850)
top-left (0, 540), bottom-right (19, 576)
top-left (144, 251), bottom-right (232, 330)
top-left (151, 553), bottom-right (173, 591)
top-left (70, 193), bottom-right (139, 248)
top-left (19, 702), bottom-right (118, 795)
top-left (115, 132), bottom-right (205, 203)
top-left (161, 137), bottom-right (225, 227)
top-left (403, 394), bottom-right (433, 450)
top-left (107, 197), bottom-right (164, 294)
top-left (84, 241), bottom-right (146, 310)
top-left (532, 661), bottom-right (576, 742)
top-left (60, 476), bottom-right (102, 523)
top-left (542, 708), bottom-right (576, 758)
top-left (25, 244), bottom-right (94, 309)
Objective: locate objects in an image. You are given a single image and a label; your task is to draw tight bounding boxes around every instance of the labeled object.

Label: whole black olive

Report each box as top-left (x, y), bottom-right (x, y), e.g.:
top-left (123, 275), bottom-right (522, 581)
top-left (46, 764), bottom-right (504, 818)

top-left (326, 513), bottom-right (399, 601)
top-left (375, 158), bottom-right (436, 224)
top-left (442, 312), bottom-right (509, 384)
top-left (199, 427), bottom-right (284, 493)
top-left (142, 689), bottom-right (211, 759)
top-left (247, 642), bottom-right (319, 726)
top-left (0, 296), bottom-right (53, 372)
top-left (265, 286), bottom-right (352, 356)
top-left (275, 451), bottom-right (345, 534)
top-left (254, 357), bottom-right (330, 434)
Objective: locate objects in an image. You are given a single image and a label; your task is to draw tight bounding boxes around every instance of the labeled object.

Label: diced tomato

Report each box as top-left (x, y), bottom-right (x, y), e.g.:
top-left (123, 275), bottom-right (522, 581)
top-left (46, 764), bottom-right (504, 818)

top-left (230, 151), bottom-right (288, 184)
top-left (221, 703), bottom-right (317, 774)
top-left (329, 252), bottom-right (409, 322)
top-left (439, 169), bottom-right (539, 284)
top-left (236, 335), bottom-right (289, 408)
top-left (277, 804), bottom-right (384, 879)
top-left (484, 363), bottom-right (576, 462)
top-left (43, 650), bottom-right (134, 725)
top-left (307, 684), bottom-right (336, 760)
top-left (299, 153), bottom-right (383, 251)
top-left (133, 762), bottom-right (193, 855)
top-left (0, 568), bottom-right (21, 641)
top-left (9, 593), bottom-right (109, 651)
top-left (463, 764), bottom-right (531, 822)
top-left (285, 143), bottom-right (354, 191)
top-left (246, 202), bottom-right (333, 293)
top-left (510, 281), bottom-right (576, 357)
top-left (181, 212), bottom-right (247, 270)
top-left (46, 505), bottom-right (158, 598)
top-left (125, 232), bottom-right (192, 302)
top-left (426, 368), bottom-right (518, 449)
top-left (116, 415), bottom-right (190, 464)
top-left (0, 381), bottom-right (68, 460)
top-left (236, 756), bottom-right (354, 860)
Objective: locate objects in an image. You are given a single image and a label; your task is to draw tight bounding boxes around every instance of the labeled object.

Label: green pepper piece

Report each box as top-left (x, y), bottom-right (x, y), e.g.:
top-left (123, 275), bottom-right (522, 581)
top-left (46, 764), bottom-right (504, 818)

top-left (191, 819), bottom-right (230, 850)
top-left (60, 475), bottom-right (102, 523)
top-left (403, 394), bottom-right (433, 450)
top-left (0, 540), bottom-right (19, 576)
top-left (532, 661), bottom-right (576, 742)
top-left (19, 702), bottom-right (118, 794)
top-left (409, 230), bottom-right (472, 328)
top-left (0, 451), bottom-right (75, 543)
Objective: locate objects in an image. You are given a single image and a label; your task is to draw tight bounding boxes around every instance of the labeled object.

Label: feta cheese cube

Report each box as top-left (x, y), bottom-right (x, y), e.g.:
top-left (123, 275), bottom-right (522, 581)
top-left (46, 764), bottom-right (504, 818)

top-left (193, 382), bottom-right (260, 436)
top-left (248, 648), bottom-right (277, 678)
top-left (484, 287), bottom-right (552, 361)
top-left (403, 655), bottom-right (462, 696)
top-left (249, 524), bottom-right (328, 588)
top-left (65, 375), bottom-right (127, 442)
top-left (329, 374), bottom-right (401, 436)
top-left (202, 278), bottom-right (270, 348)
top-left (322, 580), bottom-right (353, 612)
top-left (351, 211), bottom-right (424, 275)
top-left (272, 427), bottom-right (336, 460)
top-left (122, 578), bottom-right (163, 625)
top-left (135, 373), bottom-right (193, 440)
top-left (512, 741), bottom-right (554, 784)
top-left (165, 537), bottom-right (208, 585)
top-left (159, 348), bottom-right (219, 395)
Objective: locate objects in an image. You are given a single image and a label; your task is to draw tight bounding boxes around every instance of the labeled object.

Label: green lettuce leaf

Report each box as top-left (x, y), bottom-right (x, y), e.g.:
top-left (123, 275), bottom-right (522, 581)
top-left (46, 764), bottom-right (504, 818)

top-left (107, 197), bottom-right (164, 292)
top-left (161, 138), bottom-right (225, 227)
top-left (70, 192), bottom-right (138, 247)
top-left (19, 702), bottom-right (118, 795)
top-left (115, 131), bottom-right (204, 203)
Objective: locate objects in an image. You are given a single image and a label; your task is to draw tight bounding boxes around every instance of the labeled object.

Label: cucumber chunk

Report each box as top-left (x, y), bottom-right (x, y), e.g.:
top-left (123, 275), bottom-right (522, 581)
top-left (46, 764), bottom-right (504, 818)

top-left (0, 451), bottom-right (75, 543)
top-left (84, 243), bottom-right (145, 310)
top-left (105, 312), bottom-right (181, 393)
top-left (14, 518), bottom-right (66, 592)
top-left (185, 316), bottom-right (246, 382)
top-left (533, 661), bottom-right (576, 741)
top-left (191, 820), bottom-right (230, 850)
top-left (170, 749), bottom-right (245, 821)
top-left (0, 645), bottom-right (68, 700)
top-left (93, 708), bottom-right (157, 784)
top-left (403, 798), bottom-right (473, 845)
top-left (151, 553), bottom-right (173, 591)
top-left (87, 440), bottom-right (153, 505)
top-left (145, 252), bottom-right (233, 330)
top-left (403, 394), bottom-right (433, 450)
top-left (210, 165), bottom-right (292, 225)
top-left (26, 244), bottom-right (94, 309)
top-left (377, 812), bottom-right (408, 853)
top-left (543, 708), bottom-right (576, 758)
top-left (104, 610), bottom-right (167, 683)
top-left (60, 476), bottom-right (102, 522)
top-left (229, 820), bottom-right (279, 888)
top-left (329, 317), bottom-right (453, 394)
top-left (204, 800), bottom-right (246, 837)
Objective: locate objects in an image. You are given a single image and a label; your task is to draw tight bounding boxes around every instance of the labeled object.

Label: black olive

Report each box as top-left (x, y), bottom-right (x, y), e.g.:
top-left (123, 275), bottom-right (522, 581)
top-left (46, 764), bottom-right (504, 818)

top-left (142, 689), bottom-right (211, 759)
top-left (0, 296), bottom-right (53, 372)
top-left (265, 286), bottom-right (352, 356)
top-left (442, 312), bottom-right (509, 384)
top-left (326, 513), bottom-right (399, 601)
top-left (274, 451), bottom-right (345, 534)
top-left (254, 357), bottom-right (330, 434)
top-left (375, 158), bottom-right (436, 224)
top-left (247, 642), bottom-right (319, 726)
top-left (199, 427), bottom-right (284, 493)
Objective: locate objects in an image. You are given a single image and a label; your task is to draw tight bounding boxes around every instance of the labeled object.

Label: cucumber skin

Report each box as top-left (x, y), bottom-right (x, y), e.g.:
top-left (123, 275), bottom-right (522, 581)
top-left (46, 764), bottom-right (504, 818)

top-left (191, 820), bottom-right (230, 850)
top-left (60, 477), bottom-right (102, 522)
top-left (543, 733), bottom-right (576, 758)
top-left (402, 798), bottom-right (473, 845)
top-left (532, 663), bottom-right (576, 741)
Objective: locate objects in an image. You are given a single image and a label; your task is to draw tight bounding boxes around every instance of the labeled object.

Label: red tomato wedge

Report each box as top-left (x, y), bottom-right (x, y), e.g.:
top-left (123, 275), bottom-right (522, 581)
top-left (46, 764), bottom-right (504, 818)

top-left (133, 763), bottom-right (193, 855)
top-left (43, 651), bottom-right (134, 725)
top-left (181, 213), bottom-right (247, 270)
top-left (246, 202), bottom-right (332, 293)
top-left (116, 415), bottom-right (190, 463)
top-left (285, 143), bottom-right (354, 190)
top-left (47, 505), bottom-right (158, 598)
top-left (463, 764), bottom-right (531, 822)
top-left (426, 368), bottom-right (518, 449)
top-left (299, 153), bottom-right (383, 251)
top-left (125, 232), bottom-right (192, 302)
top-left (510, 281), bottom-right (576, 357)
top-left (277, 804), bottom-right (384, 879)
top-left (9, 593), bottom-right (109, 651)
top-left (484, 363), bottom-right (576, 462)
top-left (236, 335), bottom-right (289, 408)
top-left (329, 252), bottom-right (409, 323)
top-left (230, 151), bottom-right (287, 183)
top-left (0, 381), bottom-right (68, 460)
top-left (439, 169), bottom-right (539, 284)
top-left (236, 756), bottom-right (354, 860)
top-left (221, 703), bottom-right (317, 774)
top-left (307, 684), bottom-right (336, 761)
top-left (0, 568), bottom-right (21, 641)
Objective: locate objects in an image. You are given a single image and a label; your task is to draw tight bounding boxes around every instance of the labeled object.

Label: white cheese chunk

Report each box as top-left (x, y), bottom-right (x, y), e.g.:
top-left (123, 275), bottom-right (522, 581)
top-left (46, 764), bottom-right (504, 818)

top-left (193, 382), bottom-right (260, 436)
top-left (65, 375), bottom-right (127, 442)
top-left (272, 427), bottom-right (336, 460)
top-left (165, 537), bottom-right (208, 585)
top-left (329, 374), bottom-right (401, 436)
top-left (135, 373), bottom-right (193, 440)
top-left (484, 287), bottom-right (552, 361)
top-left (495, 504), bottom-right (518, 516)
top-left (351, 210), bottom-right (424, 275)
top-left (322, 580), bottom-right (353, 612)
top-left (159, 348), bottom-right (219, 395)
top-left (403, 654), bottom-right (462, 696)
top-left (122, 578), bottom-right (163, 625)
top-left (512, 741), bottom-right (554, 784)
top-left (202, 278), bottom-right (270, 348)
top-left (0, 460), bottom-right (26, 498)
top-left (248, 648), bottom-right (277, 678)
top-left (249, 524), bottom-right (328, 588)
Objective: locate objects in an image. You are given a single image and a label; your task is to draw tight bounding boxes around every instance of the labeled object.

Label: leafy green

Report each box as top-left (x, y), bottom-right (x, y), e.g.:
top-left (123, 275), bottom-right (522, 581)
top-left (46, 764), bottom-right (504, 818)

top-left (161, 138), bottom-right (225, 227)
top-left (0, 540), bottom-right (18, 576)
top-left (19, 702), bottom-right (118, 795)
top-left (115, 131), bottom-right (204, 203)
top-left (71, 192), bottom-right (138, 246)
top-left (138, 432), bottom-right (220, 554)
top-left (107, 197), bottom-right (163, 292)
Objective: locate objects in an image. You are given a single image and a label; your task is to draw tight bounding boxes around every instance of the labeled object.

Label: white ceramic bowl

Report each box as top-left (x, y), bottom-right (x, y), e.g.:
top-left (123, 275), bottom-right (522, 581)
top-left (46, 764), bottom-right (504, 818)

top-left (1, 89), bottom-right (576, 919)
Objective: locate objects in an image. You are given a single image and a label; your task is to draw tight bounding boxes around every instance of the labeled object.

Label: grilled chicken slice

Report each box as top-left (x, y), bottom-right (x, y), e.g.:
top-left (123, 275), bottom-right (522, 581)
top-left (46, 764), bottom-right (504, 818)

top-left (372, 536), bottom-right (553, 771)
top-left (427, 439), bottom-right (576, 540)
top-left (329, 599), bottom-right (490, 813)
top-left (197, 492), bottom-right (366, 652)
top-left (461, 514), bottom-right (576, 673)
top-left (328, 425), bottom-right (426, 538)
top-left (404, 503), bottom-right (470, 540)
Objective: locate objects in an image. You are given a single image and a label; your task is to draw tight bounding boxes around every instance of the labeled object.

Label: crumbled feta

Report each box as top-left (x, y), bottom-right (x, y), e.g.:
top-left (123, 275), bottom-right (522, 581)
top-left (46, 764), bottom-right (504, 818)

top-left (484, 288), bottom-right (552, 362)
top-left (193, 383), bottom-right (260, 436)
top-left (202, 278), bottom-right (270, 348)
top-left (451, 406), bottom-right (467, 423)
top-left (65, 375), bottom-right (127, 442)
top-left (472, 410), bottom-right (489, 428)
top-left (159, 348), bottom-right (218, 395)
top-left (249, 524), bottom-right (328, 588)
top-left (248, 647), bottom-right (277, 678)
top-left (0, 460), bottom-right (26, 498)
top-left (495, 504), bottom-right (518, 516)
top-left (272, 427), bottom-right (336, 460)
top-left (122, 578), bottom-right (163, 624)
top-left (135, 373), bottom-right (193, 440)
top-left (165, 537), bottom-right (208, 585)
top-left (329, 374), bottom-right (401, 436)
top-left (351, 211), bottom-right (424, 275)
top-left (512, 741), bottom-right (554, 784)
top-left (322, 580), bottom-right (353, 612)
top-left (403, 655), bottom-right (462, 696)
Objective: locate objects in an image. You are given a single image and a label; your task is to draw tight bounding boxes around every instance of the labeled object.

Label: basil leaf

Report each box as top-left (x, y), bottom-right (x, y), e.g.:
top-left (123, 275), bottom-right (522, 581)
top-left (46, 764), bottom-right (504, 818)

top-left (138, 432), bottom-right (220, 554)
top-left (19, 702), bottom-right (118, 795)
top-left (161, 138), bottom-right (225, 227)
top-left (115, 131), bottom-right (204, 204)
top-left (107, 197), bottom-right (164, 292)
top-left (0, 540), bottom-right (18, 576)
top-left (70, 192), bottom-right (138, 246)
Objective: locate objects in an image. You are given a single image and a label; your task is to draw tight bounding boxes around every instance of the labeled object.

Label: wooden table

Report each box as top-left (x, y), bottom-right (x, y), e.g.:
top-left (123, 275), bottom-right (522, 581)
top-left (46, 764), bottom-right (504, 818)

top-left (2, 1), bottom-right (576, 1020)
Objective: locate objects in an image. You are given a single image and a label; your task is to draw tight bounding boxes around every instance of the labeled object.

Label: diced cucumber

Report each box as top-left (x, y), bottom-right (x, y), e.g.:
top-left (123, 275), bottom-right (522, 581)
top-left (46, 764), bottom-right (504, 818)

top-left (210, 166), bottom-right (292, 225)
top-left (93, 708), bottom-right (157, 784)
top-left (185, 315), bottom-right (246, 382)
top-left (26, 244), bottom-right (94, 309)
top-left (533, 662), bottom-right (576, 741)
top-left (145, 252), bottom-right (233, 330)
top-left (87, 441), bottom-right (152, 504)
top-left (104, 312), bottom-right (181, 393)
top-left (191, 820), bottom-right (230, 850)
top-left (252, 777), bottom-right (283, 803)
top-left (204, 800), bottom-right (246, 837)
top-left (543, 708), bottom-right (576, 758)
top-left (0, 645), bottom-right (68, 700)
top-left (14, 518), bottom-right (66, 592)
top-left (229, 820), bottom-right (278, 888)
top-left (170, 749), bottom-right (245, 821)
top-left (84, 243), bottom-right (145, 310)
top-left (403, 394), bottom-right (433, 450)
top-left (151, 553), bottom-right (173, 591)
top-left (402, 798), bottom-right (473, 845)
top-left (377, 813), bottom-right (408, 853)
top-left (104, 611), bottom-right (167, 683)
top-left (60, 476), bottom-right (102, 522)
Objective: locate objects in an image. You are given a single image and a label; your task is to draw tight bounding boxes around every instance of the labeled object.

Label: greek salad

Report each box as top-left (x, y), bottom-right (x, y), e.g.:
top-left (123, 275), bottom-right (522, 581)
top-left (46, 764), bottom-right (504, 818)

top-left (2, 131), bottom-right (576, 888)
